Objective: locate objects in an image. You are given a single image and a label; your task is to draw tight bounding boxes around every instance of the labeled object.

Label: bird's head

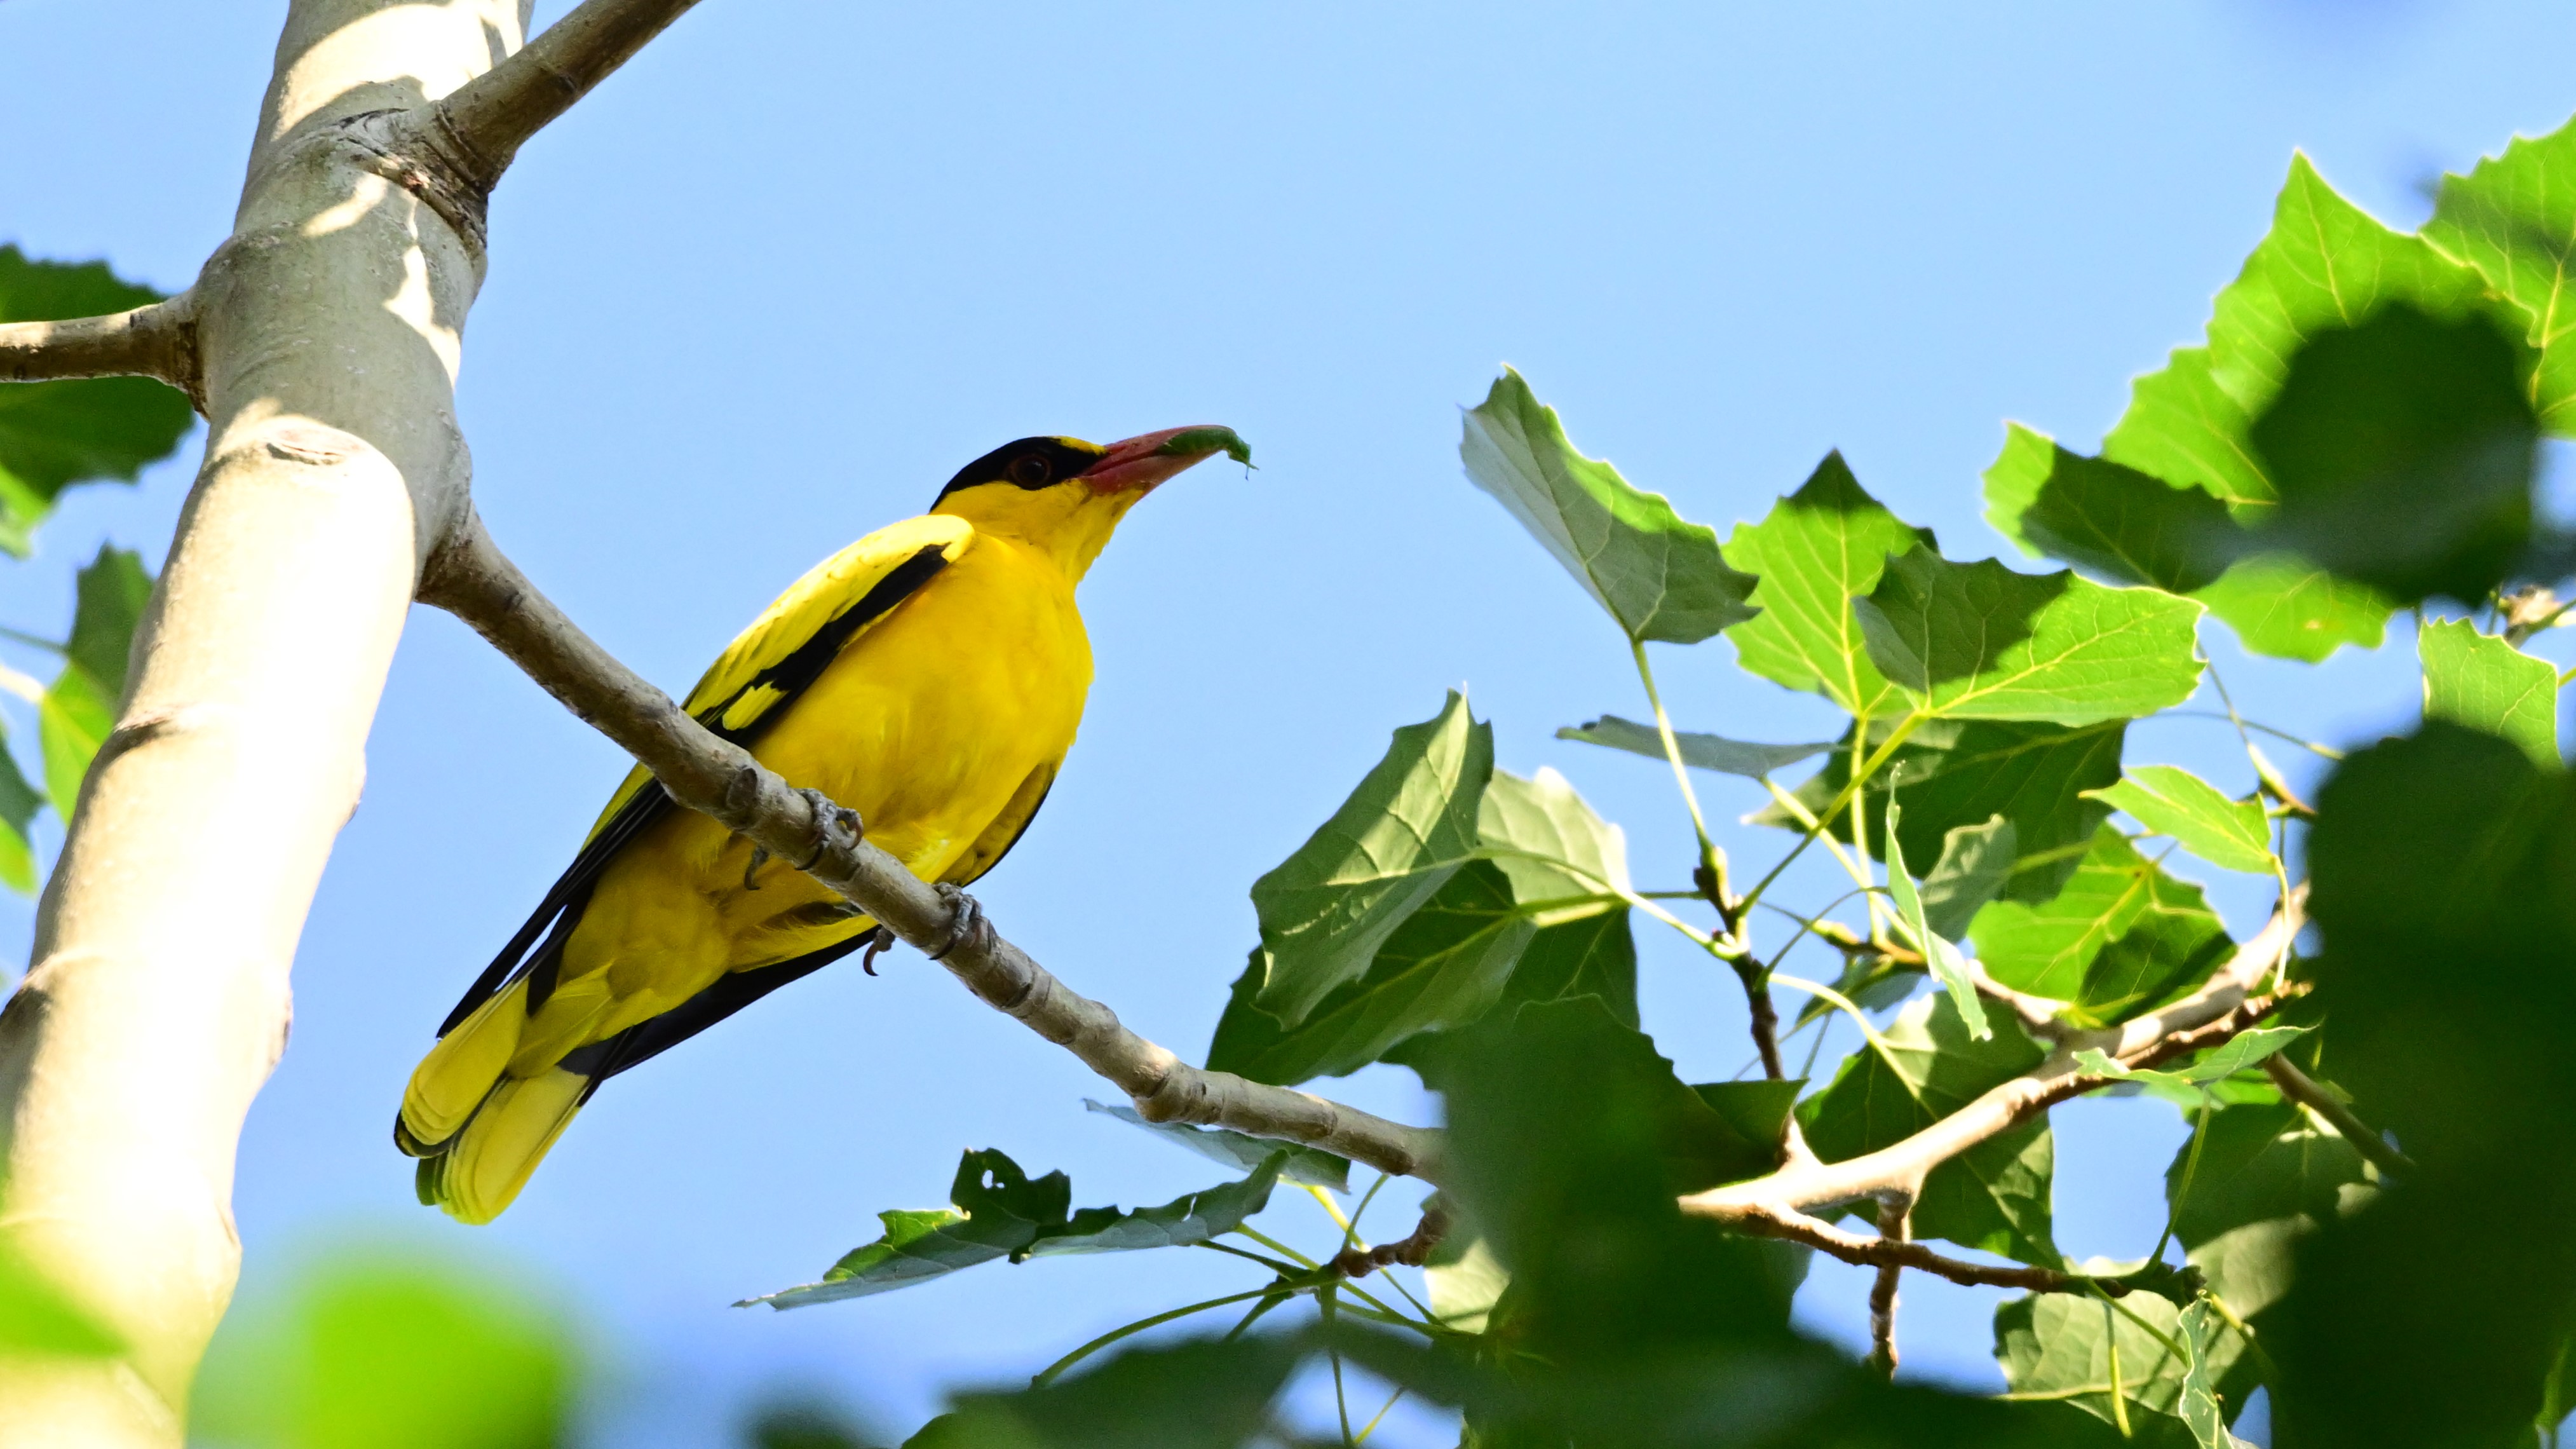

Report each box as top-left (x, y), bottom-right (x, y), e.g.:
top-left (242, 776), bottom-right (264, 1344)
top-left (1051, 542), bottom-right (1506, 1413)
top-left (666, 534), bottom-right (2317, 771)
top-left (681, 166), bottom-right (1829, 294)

top-left (930, 425), bottom-right (1250, 580)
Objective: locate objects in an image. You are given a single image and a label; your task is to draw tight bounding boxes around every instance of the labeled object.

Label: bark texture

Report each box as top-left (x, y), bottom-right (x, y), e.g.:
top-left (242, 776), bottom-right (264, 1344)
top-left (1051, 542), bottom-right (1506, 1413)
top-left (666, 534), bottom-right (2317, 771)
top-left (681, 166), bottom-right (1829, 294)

top-left (0, 3), bottom-right (527, 1441)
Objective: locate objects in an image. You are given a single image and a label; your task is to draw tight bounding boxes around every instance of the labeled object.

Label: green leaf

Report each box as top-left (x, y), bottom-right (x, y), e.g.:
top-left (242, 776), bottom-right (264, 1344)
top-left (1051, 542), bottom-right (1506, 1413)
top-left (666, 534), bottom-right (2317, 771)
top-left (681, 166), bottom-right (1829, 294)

top-left (2186, 553), bottom-right (2394, 663)
top-left (1248, 692), bottom-right (1491, 1023)
top-left (1555, 714), bottom-right (1833, 779)
top-left (1994, 1289), bottom-right (2202, 1445)
top-left (40, 545), bottom-right (153, 817)
top-left (1855, 548), bottom-right (2204, 725)
top-left (1423, 1230), bottom-right (1510, 1335)
top-left (191, 1246), bottom-right (574, 1449)
top-left (1080, 1100), bottom-right (1349, 1191)
top-left (1475, 764), bottom-right (1630, 907)
top-left (2176, 1302), bottom-right (2257, 1449)
top-left (1969, 825), bottom-right (2234, 1024)
top-left (2271, 723), bottom-right (2576, 1442)
top-left (2425, 116), bottom-right (2576, 433)
top-left (1883, 798), bottom-right (1990, 1039)
top-left (2246, 304), bottom-right (2538, 606)
top-left (747, 1149), bottom-right (1282, 1310)
top-left (1798, 992), bottom-right (2057, 1263)
top-left (2084, 766), bottom-right (2277, 876)
top-left (0, 1235), bottom-right (122, 1359)
top-left (1719, 451), bottom-right (1932, 713)
top-left (1214, 762), bottom-right (1641, 1085)
top-left (1757, 717), bottom-right (2122, 904)
top-left (2419, 617), bottom-right (2558, 766)
top-left (1459, 368), bottom-right (1755, 644)
top-left (1920, 814), bottom-right (2017, 941)
top-left (907, 1333), bottom-right (1306, 1449)
top-left (2088, 154), bottom-right (2511, 653)
top-left (2164, 1100), bottom-right (2371, 1316)
top-left (0, 248), bottom-right (194, 556)
top-left (1984, 423), bottom-right (2232, 593)
top-left (2072, 1026), bottom-right (2309, 1091)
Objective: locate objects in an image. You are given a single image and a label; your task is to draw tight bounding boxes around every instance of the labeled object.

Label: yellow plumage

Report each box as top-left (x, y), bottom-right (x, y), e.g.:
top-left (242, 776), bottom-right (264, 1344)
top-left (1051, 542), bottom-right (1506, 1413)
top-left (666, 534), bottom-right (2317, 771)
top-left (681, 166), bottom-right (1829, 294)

top-left (400, 428), bottom-right (1241, 1221)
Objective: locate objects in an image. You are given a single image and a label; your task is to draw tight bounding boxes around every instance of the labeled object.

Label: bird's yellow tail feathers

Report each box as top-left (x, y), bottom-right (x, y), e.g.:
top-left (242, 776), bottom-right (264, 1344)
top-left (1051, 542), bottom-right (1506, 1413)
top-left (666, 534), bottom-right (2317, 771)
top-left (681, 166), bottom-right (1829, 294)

top-left (396, 979), bottom-right (588, 1224)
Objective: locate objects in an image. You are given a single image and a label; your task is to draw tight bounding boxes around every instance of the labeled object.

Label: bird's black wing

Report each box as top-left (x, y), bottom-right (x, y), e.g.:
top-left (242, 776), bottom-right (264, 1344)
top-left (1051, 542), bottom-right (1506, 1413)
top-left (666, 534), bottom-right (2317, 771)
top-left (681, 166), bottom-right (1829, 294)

top-left (431, 543), bottom-right (955, 1037)
top-left (554, 932), bottom-right (871, 1092)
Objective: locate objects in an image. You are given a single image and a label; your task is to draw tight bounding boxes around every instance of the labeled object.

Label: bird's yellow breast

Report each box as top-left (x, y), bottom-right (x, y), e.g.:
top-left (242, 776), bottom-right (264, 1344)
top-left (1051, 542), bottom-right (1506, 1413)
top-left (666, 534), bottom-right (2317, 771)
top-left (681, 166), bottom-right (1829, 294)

top-left (529, 528), bottom-right (1090, 1059)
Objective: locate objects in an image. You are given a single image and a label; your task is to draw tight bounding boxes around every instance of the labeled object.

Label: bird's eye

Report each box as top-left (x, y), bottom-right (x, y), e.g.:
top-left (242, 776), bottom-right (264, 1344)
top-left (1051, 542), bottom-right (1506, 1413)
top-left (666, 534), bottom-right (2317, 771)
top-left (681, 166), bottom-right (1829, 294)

top-left (1008, 454), bottom-right (1052, 486)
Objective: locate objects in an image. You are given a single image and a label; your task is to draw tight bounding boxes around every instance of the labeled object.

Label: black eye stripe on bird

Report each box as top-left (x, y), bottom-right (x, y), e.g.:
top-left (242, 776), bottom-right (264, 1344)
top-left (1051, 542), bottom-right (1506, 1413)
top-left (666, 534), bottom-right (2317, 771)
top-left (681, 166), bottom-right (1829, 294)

top-left (395, 425), bottom-right (1249, 1223)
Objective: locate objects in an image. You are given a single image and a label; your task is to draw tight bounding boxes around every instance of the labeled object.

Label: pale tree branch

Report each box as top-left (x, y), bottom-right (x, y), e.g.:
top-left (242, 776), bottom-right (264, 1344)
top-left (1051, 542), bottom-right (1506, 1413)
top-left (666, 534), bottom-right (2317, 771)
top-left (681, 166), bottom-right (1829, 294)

top-left (417, 510), bottom-right (1444, 1184)
top-left (392, 0), bottom-right (704, 199)
top-left (2265, 1052), bottom-right (2415, 1178)
top-left (0, 296), bottom-right (199, 400)
top-left (1683, 891), bottom-right (2307, 1224)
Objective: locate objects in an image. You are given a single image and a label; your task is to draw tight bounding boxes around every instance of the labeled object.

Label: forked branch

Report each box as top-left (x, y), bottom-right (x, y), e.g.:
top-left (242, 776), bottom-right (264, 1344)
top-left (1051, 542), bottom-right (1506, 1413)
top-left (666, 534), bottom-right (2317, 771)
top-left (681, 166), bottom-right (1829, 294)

top-left (393, 0), bottom-right (706, 198)
top-left (0, 294), bottom-right (198, 399)
top-left (418, 509), bottom-right (1442, 1183)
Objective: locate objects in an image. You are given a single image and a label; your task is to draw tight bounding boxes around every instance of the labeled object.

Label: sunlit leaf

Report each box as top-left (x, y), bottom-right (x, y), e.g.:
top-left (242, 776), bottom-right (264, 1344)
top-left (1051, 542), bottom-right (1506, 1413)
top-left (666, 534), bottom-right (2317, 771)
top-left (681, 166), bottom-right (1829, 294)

top-left (2419, 617), bottom-right (2558, 766)
top-left (1757, 717), bottom-right (2122, 903)
top-left (1080, 1099), bottom-right (1349, 1191)
top-left (1247, 692), bottom-right (1490, 1023)
top-left (2072, 1026), bottom-right (2309, 1091)
top-left (1855, 548), bottom-right (2204, 725)
top-left (1721, 451), bottom-right (1931, 713)
top-left (2084, 766), bottom-right (2276, 875)
top-left (1477, 764), bottom-right (1630, 906)
top-left (2423, 116), bottom-right (2576, 433)
top-left (1798, 992), bottom-right (2057, 1263)
top-left (1969, 825), bottom-right (2233, 1024)
top-left (746, 1149), bottom-right (1281, 1309)
top-left (1984, 423), bottom-right (2231, 593)
top-left (2186, 554), bottom-right (2394, 663)
top-left (1460, 368), bottom-right (1755, 644)
top-left (0, 247), bottom-right (194, 555)
top-left (1883, 798), bottom-right (1990, 1039)
top-left (1556, 714), bottom-right (1833, 779)
top-left (0, 725), bottom-right (43, 894)
top-left (2177, 1302), bottom-right (2257, 1449)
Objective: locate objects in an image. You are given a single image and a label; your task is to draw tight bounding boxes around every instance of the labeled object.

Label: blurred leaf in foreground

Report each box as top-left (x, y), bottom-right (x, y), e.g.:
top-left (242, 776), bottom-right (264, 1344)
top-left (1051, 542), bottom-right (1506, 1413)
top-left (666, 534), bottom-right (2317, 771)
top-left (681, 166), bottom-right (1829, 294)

top-left (0, 1233), bottom-right (123, 1361)
top-left (192, 1245), bottom-right (574, 1449)
top-left (904, 1333), bottom-right (1304, 1449)
top-left (1460, 368), bottom-right (1756, 644)
top-left (2271, 724), bottom-right (2576, 1444)
top-left (0, 246), bottom-right (195, 555)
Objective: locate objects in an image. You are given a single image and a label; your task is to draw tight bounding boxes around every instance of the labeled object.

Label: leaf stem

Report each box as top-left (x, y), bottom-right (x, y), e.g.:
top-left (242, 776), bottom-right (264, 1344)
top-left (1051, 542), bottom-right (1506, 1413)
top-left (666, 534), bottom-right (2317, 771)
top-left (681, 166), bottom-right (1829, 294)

top-left (1031, 1284), bottom-right (1298, 1387)
top-left (1736, 712), bottom-right (1925, 922)
top-left (1628, 638), bottom-right (1736, 931)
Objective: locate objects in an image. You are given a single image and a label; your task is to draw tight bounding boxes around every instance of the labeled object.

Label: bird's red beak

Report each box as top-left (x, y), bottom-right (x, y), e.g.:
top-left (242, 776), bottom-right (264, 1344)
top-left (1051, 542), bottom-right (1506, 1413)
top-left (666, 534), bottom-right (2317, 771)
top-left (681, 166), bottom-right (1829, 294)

top-left (1078, 425), bottom-right (1252, 496)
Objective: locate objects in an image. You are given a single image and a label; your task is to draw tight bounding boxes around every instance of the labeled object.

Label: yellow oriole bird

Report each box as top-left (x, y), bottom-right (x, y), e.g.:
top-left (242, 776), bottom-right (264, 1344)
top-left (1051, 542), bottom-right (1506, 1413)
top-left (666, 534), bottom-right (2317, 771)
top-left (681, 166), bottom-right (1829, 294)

top-left (397, 425), bottom-right (1246, 1223)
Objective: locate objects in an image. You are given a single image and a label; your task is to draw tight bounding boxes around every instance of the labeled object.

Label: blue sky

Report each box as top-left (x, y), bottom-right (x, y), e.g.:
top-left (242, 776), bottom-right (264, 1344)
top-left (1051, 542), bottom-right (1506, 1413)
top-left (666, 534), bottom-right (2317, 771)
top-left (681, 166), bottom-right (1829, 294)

top-left (6, 1), bottom-right (2575, 1443)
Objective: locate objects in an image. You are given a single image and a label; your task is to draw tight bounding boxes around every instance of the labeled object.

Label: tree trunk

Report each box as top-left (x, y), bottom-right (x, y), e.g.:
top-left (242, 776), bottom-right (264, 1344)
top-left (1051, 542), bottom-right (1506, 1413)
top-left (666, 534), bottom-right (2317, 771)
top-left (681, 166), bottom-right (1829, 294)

top-left (0, 4), bottom-right (524, 1441)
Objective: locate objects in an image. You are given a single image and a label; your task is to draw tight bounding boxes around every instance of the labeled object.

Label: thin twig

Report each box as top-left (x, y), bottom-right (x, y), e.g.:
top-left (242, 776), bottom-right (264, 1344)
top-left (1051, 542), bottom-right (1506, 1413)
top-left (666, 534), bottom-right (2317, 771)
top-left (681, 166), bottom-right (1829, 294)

top-left (2265, 1054), bottom-right (2416, 1178)
top-left (1866, 1199), bottom-right (1909, 1377)
top-left (1331, 1205), bottom-right (1449, 1280)
top-left (1719, 1202), bottom-right (2187, 1301)
top-left (418, 510), bottom-right (1442, 1183)
top-left (0, 294), bottom-right (199, 400)
top-left (1683, 891), bottom-right (2306, 1220)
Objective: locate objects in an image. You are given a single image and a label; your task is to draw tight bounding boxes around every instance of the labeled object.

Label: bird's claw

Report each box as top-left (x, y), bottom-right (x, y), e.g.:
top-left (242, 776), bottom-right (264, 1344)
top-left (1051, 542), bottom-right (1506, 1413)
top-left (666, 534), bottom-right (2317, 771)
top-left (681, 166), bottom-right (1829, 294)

top-left (860, 925), bottom-right (897, 976)
top-left (927, 883), bottom-right (991, 962)
top-left (792, 787), bottom-right (864, 870)
top-left (742, 845), bottom-right (772, 890)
